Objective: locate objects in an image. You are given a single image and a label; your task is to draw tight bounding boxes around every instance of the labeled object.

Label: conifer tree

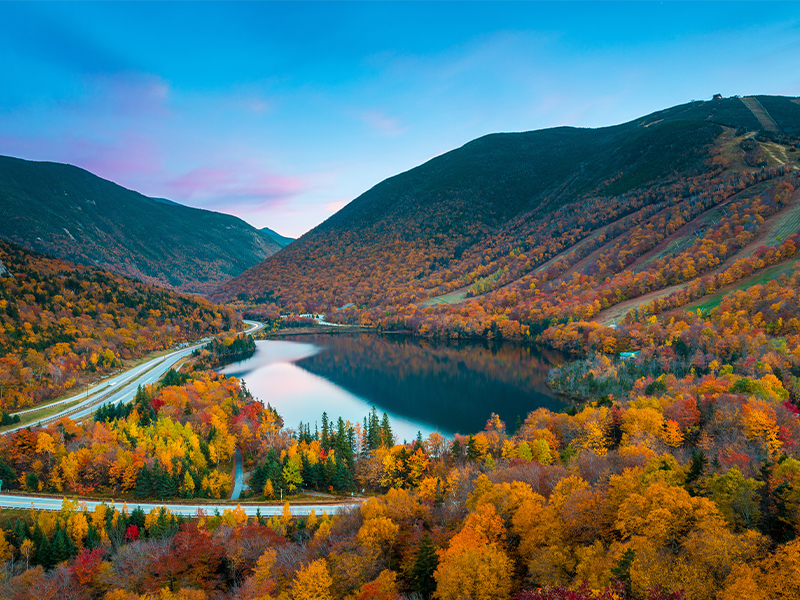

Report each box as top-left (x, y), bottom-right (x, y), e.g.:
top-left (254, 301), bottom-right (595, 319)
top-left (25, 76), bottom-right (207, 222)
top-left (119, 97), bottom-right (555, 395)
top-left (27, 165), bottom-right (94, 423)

top-left (321, 412), bottom-right (331, 450)
top-left (381, 412), bottom-right (394, 447)
top-left (409, 532), bottom-right (438, 597)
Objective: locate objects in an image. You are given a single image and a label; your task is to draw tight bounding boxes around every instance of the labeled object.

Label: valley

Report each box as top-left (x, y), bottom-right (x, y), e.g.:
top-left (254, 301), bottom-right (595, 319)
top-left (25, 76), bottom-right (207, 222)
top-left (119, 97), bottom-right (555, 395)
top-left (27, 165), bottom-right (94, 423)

top-left (3, 95), bottom-right (800, 600)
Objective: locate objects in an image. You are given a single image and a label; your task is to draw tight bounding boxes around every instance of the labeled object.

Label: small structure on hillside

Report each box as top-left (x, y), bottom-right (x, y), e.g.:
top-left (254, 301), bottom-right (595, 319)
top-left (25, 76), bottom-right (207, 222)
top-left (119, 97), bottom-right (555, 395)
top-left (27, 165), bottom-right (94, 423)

top-left (712, 94), bottom-right (723, 101)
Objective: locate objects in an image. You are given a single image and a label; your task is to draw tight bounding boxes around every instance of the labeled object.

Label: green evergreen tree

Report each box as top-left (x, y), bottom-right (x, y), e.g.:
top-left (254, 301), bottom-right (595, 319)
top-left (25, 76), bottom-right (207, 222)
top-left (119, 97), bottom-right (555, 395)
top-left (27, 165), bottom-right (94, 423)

top-left (323, 455), bottom-right (337, 488)
top-left (51, 526), bottom-right (70, 565)
top-left (335, 460), bottom-right (354, 491)
top-left (685, 450), bottom-right (708, 496)
top-left (466, 436), bottom-right (480, 461)
top-left (135, 464), bottom-right (152, 498)
top-left (450, 438), bottom-right (462, 461)
top-left (409, 533), bottom-right (438, 597)
top-left (0, 457), bottom-right (18, 489)
top-left (86, 522), bottom-right (101, 549)
top-left (35, 529), bottom-right (53, 568)
top-left (368, 407), bottom-right (381, 450)
top-left (129, 507), bottom-right (146, 531)
top-left (380, 412), bottom-right (394, 447)
top-left (361, 417), bottom-right (371, 457)
top-left (321, 412), bottom-right (331, 450)
top-left (611, 548), bottom-right (636, 594)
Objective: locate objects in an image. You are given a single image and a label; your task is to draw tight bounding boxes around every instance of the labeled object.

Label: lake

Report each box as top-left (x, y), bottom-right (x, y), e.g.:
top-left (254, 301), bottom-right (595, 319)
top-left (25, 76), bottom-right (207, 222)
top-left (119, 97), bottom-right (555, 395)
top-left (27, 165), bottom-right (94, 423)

top-left (219, 333), bottom-right (566, 442)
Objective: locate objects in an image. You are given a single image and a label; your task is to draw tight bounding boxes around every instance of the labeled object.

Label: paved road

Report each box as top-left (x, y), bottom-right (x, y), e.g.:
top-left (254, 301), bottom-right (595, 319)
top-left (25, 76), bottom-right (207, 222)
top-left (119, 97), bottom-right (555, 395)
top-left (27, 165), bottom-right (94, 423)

top-left (0, 320), bottom-right (333, 515)
top-left (231, 447), bottom-right (244, 500)
top-left (0, 493), bottom-right (358, 517)
top-left (4, 320), bottom-right (264, 434)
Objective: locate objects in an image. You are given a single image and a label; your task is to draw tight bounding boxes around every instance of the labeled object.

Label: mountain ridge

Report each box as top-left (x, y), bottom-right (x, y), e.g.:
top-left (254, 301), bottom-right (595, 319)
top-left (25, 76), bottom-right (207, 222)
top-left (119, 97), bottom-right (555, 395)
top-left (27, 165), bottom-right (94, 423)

top-left (0, 155), bottom-right (283, 294)
top-left (213, 95), bottom-right (800, 339)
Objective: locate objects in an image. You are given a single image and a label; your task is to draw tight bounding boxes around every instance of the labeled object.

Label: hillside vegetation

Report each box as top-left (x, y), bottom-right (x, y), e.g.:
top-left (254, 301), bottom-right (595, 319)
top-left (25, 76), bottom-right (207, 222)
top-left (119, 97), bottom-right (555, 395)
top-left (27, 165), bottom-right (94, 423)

top-left (0, 240), bottom-right (240, 411)
top-left (214, 97), bottom-right (800, 337)
top-left (5, 96), bottom-right (800, 600)
top-left (0, 156), bottom-right (283, 294)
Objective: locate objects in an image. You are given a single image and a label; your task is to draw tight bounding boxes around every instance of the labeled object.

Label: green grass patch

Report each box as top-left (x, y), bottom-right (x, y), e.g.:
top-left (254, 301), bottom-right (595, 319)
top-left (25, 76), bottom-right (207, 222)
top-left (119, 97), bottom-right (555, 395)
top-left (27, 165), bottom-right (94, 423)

top-left (688, 257), bottom-right (800, 314)
top-left (0, 507), bottom-right (35, 526)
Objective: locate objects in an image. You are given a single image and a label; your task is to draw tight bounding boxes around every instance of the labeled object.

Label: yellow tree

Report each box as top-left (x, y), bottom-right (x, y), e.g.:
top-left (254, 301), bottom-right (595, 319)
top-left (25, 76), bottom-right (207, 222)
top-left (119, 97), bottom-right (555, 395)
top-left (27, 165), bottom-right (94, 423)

top-left (433, 526), bottom-right (512, 600)
top-left (293, 558), bottom-right (334, 600)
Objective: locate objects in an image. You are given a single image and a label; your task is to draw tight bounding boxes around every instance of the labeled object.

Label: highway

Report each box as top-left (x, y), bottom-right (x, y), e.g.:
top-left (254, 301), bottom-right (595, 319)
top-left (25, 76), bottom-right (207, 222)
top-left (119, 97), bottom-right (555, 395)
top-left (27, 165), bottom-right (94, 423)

top-left (0, 492), bottom-right (359, 516)
top-left (4, 320), bottom-right (264, 434)
top-left (0, 320), bottom-right (367, 516)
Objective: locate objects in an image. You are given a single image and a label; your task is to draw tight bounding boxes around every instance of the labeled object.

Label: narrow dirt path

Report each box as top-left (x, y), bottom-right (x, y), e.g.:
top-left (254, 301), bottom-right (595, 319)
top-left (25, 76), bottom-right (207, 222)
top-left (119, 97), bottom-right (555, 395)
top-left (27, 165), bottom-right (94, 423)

top-left (741, 96), bottom-right (780, 133)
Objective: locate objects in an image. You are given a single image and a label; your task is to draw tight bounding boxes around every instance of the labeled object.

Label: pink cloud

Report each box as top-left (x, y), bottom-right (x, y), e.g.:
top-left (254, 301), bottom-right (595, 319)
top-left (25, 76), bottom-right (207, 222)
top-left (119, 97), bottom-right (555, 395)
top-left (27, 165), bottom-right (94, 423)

top-left (165, 163), bottom-right (303, 210)
top-left (324, 199), bottom-right (349, 213)
top-left (360, 110), bottom-right (406, 137)
top-left (0, 131), bottom-right (162, 183)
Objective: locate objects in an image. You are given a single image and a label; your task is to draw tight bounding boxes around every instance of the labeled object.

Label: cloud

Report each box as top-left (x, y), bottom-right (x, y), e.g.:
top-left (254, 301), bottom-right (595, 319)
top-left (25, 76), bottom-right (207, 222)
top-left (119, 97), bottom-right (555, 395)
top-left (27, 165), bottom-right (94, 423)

top-left (360, 110), bottom-right (406, 137)
top-left (0, 131), bottom-right (163, 181)
top-left (324, 199), bottom-right (350, 213)
top-left (165, 162), bottom-right (303, 211)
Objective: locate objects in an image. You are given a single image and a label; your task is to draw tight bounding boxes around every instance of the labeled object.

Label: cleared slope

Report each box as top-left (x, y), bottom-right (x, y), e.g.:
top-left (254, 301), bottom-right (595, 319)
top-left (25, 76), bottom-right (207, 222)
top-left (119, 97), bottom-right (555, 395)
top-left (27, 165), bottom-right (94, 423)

top-left (215, 98), bottom-right (766, 306)
top-left (0, 156), bottom-right (282, 294)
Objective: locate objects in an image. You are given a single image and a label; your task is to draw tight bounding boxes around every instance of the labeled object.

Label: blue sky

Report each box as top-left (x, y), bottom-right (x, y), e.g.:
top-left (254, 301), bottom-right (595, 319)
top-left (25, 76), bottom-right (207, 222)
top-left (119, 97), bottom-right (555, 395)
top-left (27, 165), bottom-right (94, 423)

top-left (2, 2), bottom-right (800, 237)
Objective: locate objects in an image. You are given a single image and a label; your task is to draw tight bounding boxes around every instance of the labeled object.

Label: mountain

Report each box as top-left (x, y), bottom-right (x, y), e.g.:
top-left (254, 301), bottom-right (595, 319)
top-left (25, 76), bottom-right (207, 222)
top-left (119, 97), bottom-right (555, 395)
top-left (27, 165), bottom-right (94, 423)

top-left (0, 238), bottom-right (239, 410)
top-left (213, 95), bottom-right (800, 339)
top-left (260, 226), bottom-right (294, 247)
top-left (0, 156), bottom-right (283, 294)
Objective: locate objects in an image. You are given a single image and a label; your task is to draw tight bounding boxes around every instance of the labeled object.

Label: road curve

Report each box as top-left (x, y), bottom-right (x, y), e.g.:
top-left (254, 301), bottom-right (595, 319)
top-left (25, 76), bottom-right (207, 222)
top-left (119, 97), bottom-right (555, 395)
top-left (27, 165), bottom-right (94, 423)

top-left (3, 320), bottom-right (264, 435)
top-left (0, 492), bottom-right (360, 517)
top-left (231, 447), bottom-right (245, 500)
top-left (0, 321), bottom-right (313, 515)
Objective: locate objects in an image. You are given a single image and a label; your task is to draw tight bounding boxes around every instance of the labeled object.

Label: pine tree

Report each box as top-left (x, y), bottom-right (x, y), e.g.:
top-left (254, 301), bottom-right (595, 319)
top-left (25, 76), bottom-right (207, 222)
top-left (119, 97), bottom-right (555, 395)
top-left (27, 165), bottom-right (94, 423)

top-left (323, 455), bottom-right (337, 489)
top-left (86, 522), bottom-right (101, 549)
top-left (335, 460), bottom-right (353, 492)
top-left (685, 449), bottom-right (707, 496)
top-left (361, 417), bottom-right (371, 458)
top-left (466, 436), bottom-right (479, 461)
top-left (51, 526), bottom-right (70, 565)
top-left (310, 461), bottom-right (324, 490)
top-left (409, 533), bottom-right (438, 597)
top-left (35, 529), bottom-right (53, 568)
top-left (611, 548), bottom-right (636, 594)
top-left (129, 507), bottom-right (146, 531)
top-left (450, 438), bottom-right (462, 462)
top-left (250, 462), bottom-right (269, 493)
top-left (135, 464), bottom-right (152, 498)
top-left (381, 412), bottom-right (394, 447)
top-left (368, 406), bottom-right (381, 450)
top-left (321, 412), bottom-right (331, 450)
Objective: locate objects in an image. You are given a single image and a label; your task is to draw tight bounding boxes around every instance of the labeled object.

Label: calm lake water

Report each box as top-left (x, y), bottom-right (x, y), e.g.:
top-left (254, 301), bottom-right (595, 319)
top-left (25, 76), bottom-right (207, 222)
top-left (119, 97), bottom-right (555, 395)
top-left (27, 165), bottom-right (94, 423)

top-left (219, 333), bottom-right (566, 441)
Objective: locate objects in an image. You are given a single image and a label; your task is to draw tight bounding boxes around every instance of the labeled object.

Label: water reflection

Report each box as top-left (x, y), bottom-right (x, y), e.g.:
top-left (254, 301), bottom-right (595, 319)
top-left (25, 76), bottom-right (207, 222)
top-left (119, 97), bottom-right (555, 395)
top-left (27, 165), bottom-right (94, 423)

top-left (220, 334), bottom-right (566, 440)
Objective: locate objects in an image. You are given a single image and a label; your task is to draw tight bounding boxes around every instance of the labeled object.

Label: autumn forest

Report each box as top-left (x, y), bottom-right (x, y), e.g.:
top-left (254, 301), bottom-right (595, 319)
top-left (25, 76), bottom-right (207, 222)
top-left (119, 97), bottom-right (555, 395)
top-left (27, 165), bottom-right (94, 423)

top-left (3, 96), bottom-right (800, 600)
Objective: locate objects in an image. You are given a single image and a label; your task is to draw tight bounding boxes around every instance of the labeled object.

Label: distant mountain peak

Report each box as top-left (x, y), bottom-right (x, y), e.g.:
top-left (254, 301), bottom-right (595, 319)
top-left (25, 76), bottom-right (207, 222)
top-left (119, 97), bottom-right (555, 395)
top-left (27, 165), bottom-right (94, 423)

top-left (260, 226), bottom-right (294, 247)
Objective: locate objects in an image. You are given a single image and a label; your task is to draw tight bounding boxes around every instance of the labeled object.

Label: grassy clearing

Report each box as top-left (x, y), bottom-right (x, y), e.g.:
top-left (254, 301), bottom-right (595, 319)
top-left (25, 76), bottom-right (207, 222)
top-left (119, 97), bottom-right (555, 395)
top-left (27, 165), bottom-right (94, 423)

top-left (1, 397), bottom-right (86, 432)
top-left (420, 288), bottom-right (470, 307)
top-left (0, 508), bottom-right (35, 525)
top-left (763, 197), bottom-right (800, 248)
top-left (688, 257), bottom-right (800, 314)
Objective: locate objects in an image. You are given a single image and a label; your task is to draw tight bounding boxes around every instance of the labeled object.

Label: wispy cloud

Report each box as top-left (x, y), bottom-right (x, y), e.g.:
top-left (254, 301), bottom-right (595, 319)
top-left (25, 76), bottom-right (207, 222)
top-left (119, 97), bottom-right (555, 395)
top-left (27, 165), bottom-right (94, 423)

top-left (324, 199), bottom-right (349, 213)
top-left (166, 162), bottom-right (303, 211)
top-left (360, 110), bottom-right (406, 137)
top-left (0, 131), bottom-right (163, 180)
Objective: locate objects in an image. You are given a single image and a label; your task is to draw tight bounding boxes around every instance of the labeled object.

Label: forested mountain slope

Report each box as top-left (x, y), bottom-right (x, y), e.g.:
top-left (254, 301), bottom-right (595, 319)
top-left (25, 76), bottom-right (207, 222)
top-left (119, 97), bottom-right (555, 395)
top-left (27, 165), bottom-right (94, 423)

top-left (214, 96), bottom-right (800, 340)
top-left (0, 156), bottom-right (283, 294)
top-left (0, 239), bottom-right (239, 410)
